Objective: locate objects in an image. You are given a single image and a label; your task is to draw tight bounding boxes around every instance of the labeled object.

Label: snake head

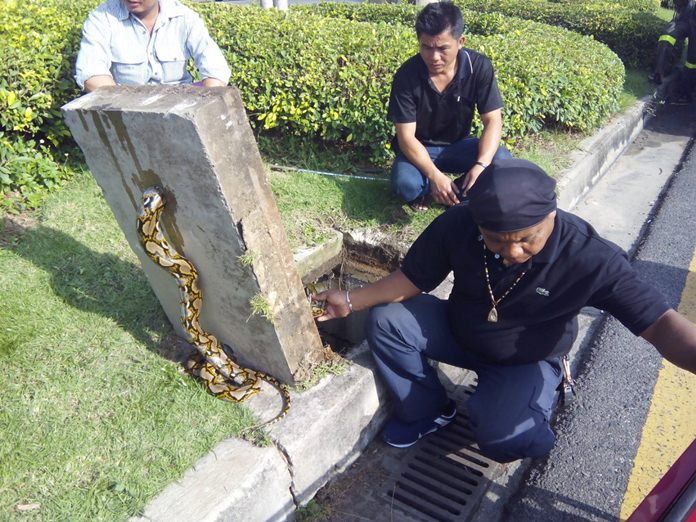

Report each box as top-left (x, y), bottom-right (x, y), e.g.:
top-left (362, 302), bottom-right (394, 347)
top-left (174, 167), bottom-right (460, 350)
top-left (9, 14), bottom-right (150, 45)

top-left (141, 186), bottom-right (165, 215)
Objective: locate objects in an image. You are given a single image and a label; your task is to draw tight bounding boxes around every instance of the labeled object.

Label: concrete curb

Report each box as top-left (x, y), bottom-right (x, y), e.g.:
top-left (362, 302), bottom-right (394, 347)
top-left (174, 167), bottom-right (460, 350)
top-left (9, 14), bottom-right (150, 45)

top-left (136, 94), bottom-right (661, 521)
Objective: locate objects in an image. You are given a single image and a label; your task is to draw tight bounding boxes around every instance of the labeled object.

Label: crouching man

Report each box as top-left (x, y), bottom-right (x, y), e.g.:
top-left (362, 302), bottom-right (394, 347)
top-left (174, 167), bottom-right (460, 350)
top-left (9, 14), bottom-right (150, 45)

top-left (315, 158), bottom-right (696, 463)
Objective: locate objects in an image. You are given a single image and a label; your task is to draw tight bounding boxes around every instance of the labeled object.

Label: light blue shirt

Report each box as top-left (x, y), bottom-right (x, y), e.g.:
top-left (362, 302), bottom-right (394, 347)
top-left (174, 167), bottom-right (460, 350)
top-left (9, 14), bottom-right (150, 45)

top-left (75, 0), bottom-right (231, 89)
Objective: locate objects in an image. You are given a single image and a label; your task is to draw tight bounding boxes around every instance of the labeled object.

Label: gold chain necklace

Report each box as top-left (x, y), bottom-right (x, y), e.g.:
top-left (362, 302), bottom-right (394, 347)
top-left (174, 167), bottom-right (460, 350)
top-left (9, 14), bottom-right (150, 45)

top-left (482, 243), bottom-right (527, 322)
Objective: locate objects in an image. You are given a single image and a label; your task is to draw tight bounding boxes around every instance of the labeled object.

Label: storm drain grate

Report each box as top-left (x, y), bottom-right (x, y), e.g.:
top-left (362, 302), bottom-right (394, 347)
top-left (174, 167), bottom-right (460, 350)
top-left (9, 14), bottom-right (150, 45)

top-left (383, 385), bottom-right (502, 521)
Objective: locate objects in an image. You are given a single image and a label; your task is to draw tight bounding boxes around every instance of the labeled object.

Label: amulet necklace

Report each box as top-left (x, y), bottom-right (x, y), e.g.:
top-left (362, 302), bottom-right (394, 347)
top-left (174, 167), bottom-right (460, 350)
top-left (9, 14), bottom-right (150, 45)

top-left (482, 243), bottom-right (527, 322)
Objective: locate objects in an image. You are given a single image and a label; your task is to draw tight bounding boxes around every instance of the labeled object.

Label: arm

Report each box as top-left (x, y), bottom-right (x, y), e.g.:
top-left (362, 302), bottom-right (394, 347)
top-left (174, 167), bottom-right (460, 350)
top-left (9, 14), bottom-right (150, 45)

top-left (84, 75), bottom-right (116, 92)
top-left (641, 309), bottom-right (696, 374)
top-left (75, 9), bottom-right (114, 91)
top-left (395, 122), bottom-right (460, 206)
top-left (314, 269), bottom-right (421, 322)
top-left (185, 14), bottom-right (231, 86)
top-left (459, 108), bottom-right (504, 193)
top-left (202, 77), bottom-right (226, 87)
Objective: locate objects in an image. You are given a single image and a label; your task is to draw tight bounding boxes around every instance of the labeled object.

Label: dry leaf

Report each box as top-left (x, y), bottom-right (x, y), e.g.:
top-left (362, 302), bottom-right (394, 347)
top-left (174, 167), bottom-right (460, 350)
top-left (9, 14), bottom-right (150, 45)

top-left (16, 503), bottom-right (40, 512)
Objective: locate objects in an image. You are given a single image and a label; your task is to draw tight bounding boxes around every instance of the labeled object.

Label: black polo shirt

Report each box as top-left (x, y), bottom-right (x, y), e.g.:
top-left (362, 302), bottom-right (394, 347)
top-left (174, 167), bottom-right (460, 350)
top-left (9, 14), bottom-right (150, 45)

top-left (387, 48), bottom-right (504, 149)
top-left (401, 205), bottom-right (670, 365)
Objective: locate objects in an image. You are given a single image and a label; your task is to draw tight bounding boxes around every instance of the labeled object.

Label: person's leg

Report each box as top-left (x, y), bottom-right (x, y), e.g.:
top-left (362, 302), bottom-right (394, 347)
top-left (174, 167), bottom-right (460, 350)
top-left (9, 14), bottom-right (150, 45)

top-left (652, 19), bottom-right (690, 82)
top-left (365, 293), bottom-right (478, 422)
top-left (683, 21), bottom-right (696, 96)
top-left (435, 137), bottom-right (512, 175)
top-left (390, 148), bottom-right (442, 204)
top-left (466, 358), bottom-right (562, 463)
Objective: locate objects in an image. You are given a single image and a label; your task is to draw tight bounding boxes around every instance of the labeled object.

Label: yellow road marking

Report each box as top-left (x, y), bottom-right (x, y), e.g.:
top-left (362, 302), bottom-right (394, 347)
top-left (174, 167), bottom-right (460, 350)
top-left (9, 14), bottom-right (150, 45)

top-left (620, 252), bottom-right (696, 519)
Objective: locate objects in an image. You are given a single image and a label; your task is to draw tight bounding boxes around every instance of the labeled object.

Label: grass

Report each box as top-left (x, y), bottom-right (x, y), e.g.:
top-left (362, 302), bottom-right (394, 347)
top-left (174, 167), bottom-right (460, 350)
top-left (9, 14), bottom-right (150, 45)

top-left (0, 173), bottom-right (258, 520)
top-left (0, 57), bottom-right (657, 520)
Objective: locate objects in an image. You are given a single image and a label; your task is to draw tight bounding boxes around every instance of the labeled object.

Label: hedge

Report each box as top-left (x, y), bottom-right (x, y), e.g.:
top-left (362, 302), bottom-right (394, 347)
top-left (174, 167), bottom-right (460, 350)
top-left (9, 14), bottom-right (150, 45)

top-left (0, 0), bottom-right (95, 206)
top-left (306, 0), bottom-right (663, 69)
top-left (2, 1), bottom-right (623, 200)
top-left (454, 0), bottom-right (663, 69)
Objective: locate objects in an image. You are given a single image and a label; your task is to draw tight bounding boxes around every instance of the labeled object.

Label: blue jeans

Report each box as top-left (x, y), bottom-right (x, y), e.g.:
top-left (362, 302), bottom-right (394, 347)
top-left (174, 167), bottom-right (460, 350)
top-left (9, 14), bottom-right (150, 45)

top-left (365, 294), bottom-right (562, 463)
top-left (390, 137), bottom-right (513, 203)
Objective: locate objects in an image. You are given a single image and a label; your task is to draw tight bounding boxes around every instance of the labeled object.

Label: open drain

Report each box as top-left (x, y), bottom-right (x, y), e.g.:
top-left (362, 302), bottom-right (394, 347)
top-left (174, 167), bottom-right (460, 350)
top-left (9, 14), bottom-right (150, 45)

top-left (382, 385), bottom-right (501, 522)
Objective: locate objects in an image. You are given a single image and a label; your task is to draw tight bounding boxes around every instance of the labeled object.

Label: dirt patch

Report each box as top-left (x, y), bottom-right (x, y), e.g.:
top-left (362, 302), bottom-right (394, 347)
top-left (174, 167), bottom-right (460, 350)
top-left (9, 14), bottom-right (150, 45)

top-left (155, 333), bottom-right (198, 364)
top-left (0, 212), bottom-right (39, 247)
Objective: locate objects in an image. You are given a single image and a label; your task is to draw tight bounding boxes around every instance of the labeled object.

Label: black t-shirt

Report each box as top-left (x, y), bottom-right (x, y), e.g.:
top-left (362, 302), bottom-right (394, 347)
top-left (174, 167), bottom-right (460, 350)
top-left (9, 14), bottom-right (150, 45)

top-left (387, 48), bottom-right (504, 149)
top-left (401, 205), bottom-right (670, 365)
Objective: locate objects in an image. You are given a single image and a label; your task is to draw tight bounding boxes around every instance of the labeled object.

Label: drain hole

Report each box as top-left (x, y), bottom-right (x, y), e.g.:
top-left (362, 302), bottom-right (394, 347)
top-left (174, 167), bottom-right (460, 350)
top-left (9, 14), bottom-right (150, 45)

top-left (439, 430), bottom-right (473, 445)
top-left (395, 480), bottom-right (463, 515)
top-left (455, 450), bottom-right (490, 468)
top-left (406, 463), bottom-right (474, 496)
top-left (414, 455), bottom-right (480, 486)
top-left (390, 491), bottom-right (454, 522)
top-left (402, 471), bottom-right (470, 504)
top-left (420, 447), bottom-right (485, 476)
top-left (425, 439), bottom-right (491, 468)
top-left (449, 424), bottom-right (475, 440)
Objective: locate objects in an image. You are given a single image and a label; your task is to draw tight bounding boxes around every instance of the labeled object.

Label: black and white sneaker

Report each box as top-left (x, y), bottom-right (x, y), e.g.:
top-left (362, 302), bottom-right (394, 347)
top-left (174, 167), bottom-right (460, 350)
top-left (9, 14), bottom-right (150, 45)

top-left (383, 400), bottom-right (457, 449)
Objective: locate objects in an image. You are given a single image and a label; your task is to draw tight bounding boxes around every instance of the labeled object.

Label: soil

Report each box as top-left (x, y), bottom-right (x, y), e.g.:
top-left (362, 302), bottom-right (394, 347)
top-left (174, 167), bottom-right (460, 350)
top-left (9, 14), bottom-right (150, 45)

top-left (0, 212), bottom-right (38, 247)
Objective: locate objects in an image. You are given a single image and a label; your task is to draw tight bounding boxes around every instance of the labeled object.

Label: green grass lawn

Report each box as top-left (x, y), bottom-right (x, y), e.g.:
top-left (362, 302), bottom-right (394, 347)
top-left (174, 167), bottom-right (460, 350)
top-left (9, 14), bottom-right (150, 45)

top-left (0, 173), bottom-right (258, 520)
top-left (0, 64), bottom-right (656, 520)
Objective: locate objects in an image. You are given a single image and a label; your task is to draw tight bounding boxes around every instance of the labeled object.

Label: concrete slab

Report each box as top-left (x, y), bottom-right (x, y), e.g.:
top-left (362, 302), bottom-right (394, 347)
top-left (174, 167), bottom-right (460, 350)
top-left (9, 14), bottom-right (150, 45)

top-left (62, 86), bottom-right (324, 383)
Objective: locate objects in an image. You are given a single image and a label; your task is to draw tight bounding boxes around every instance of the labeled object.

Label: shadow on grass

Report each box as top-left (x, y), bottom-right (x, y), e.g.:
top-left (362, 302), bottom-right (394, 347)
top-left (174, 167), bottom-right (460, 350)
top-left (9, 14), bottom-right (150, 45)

top-left (2, 216), bottom-right (188, 360)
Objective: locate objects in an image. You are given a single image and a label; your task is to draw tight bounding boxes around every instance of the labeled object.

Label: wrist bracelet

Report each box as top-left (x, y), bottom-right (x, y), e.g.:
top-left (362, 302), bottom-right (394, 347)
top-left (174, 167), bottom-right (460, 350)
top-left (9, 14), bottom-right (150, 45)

top-left (345, 290), bottom-right (354, 313)
top-left (475, 161), bottom-right (489, 169)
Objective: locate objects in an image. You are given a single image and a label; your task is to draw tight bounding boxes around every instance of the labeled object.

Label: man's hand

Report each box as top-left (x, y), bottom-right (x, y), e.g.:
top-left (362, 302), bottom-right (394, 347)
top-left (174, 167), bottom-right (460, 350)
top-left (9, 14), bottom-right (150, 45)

top-left (312, 289), bottom-right (351, 322)
top-left (310, 270), bottom-right (422, 323)
top-left (459, 162), bottom-right (487, 195)
top-left (430, 170), bottom-right (461, 206)
top-left (84, 75), bottom-right (116, 93)
top-left (202, 77), bottom-right (226, 87)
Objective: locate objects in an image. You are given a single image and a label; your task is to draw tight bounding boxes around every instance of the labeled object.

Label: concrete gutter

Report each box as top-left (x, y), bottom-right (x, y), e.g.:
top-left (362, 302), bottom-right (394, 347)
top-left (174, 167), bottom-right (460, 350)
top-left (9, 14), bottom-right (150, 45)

top-left (556, 95), bottom-right (655, 211)
top-left (134, 92), bottom-right (669, 522)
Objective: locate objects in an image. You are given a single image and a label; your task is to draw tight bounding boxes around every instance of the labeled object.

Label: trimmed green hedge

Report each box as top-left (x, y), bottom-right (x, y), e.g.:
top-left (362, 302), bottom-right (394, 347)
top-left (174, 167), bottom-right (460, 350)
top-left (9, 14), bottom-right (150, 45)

top-left (306, 0), bottom-right (662, 69)
top-left (2, 1), bottom-right (624, 200)
top-left (454, 0), bottom-right (663, 68)
top-left (0, 0), bottom-right (94, 206)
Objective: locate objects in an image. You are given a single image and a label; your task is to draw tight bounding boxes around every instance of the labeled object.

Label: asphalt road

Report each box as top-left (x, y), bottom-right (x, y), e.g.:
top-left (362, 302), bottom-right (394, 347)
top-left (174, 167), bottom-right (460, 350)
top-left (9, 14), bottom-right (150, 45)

top-left (501, 123), bottom-right (696, 521)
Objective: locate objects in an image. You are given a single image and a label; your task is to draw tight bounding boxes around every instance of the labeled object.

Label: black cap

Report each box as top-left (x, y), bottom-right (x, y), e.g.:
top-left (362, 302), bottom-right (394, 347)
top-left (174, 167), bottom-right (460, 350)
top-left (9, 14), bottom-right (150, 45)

top-left (468, 158), bottom-right (556, 232)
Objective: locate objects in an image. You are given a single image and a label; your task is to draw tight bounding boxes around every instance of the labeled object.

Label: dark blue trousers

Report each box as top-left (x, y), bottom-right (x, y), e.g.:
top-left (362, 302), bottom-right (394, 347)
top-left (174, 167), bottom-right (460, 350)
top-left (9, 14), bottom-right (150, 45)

top-left (365, 294), bottom-right (563, 463)
top-left (390, 137), bottom-right (512, 203)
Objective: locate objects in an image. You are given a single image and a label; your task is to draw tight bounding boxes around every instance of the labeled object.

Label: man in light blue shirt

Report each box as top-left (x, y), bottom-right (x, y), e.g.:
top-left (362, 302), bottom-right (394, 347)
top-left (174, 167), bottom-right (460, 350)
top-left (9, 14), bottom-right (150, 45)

top-left (75, 0), bottom-right (231, 92)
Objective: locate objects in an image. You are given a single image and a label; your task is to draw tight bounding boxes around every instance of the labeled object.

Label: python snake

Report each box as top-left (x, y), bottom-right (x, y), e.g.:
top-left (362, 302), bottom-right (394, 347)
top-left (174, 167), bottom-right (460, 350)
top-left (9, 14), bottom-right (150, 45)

top-left (137, 186), bottom-right (290, 428)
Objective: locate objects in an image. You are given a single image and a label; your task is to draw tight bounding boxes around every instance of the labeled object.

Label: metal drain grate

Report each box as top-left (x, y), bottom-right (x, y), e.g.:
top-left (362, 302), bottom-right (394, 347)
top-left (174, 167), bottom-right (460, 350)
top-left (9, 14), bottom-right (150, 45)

top-left (383, 386), bottom-right (501, 522)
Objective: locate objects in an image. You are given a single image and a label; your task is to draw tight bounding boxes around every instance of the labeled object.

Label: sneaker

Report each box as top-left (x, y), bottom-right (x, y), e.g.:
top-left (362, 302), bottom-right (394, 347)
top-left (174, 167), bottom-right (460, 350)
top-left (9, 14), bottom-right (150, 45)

top-left (383, 400), bottom-right (457, 448)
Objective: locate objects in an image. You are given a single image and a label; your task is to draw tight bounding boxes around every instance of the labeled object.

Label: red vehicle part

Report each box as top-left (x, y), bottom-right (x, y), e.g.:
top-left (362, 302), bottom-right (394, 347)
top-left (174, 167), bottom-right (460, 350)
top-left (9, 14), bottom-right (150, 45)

top-left (627, 437), bottom-right (696, 522)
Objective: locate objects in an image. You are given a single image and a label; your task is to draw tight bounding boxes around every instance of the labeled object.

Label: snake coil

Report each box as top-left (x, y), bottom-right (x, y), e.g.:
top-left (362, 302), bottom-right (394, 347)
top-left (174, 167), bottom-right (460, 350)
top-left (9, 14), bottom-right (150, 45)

top-left (137, 186), bottom-right (290, 428)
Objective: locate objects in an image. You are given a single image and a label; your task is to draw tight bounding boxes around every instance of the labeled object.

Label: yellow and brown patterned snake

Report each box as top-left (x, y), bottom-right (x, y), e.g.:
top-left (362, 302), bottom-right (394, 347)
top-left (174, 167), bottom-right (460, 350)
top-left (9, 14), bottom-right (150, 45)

top-left (137, 186), bottom-right (290, 428)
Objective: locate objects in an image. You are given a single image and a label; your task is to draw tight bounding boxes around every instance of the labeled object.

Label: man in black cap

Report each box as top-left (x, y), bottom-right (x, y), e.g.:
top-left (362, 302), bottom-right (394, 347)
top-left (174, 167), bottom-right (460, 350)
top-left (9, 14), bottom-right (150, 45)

top-left (315, 158), bottom-right (696, 462)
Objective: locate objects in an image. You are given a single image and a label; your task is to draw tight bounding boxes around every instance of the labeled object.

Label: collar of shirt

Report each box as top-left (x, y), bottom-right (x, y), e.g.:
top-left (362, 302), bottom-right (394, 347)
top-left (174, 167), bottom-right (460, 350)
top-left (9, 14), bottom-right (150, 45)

top-left (417, 48), bottom-right (473, 86)
top-left (530, 213), bottom-right (562, 266)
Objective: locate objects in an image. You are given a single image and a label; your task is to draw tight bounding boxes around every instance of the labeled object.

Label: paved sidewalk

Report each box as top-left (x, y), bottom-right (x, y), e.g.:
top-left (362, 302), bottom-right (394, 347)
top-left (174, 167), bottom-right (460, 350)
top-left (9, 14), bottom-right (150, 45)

top-left (134, 91), bottom-right (696, 522)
